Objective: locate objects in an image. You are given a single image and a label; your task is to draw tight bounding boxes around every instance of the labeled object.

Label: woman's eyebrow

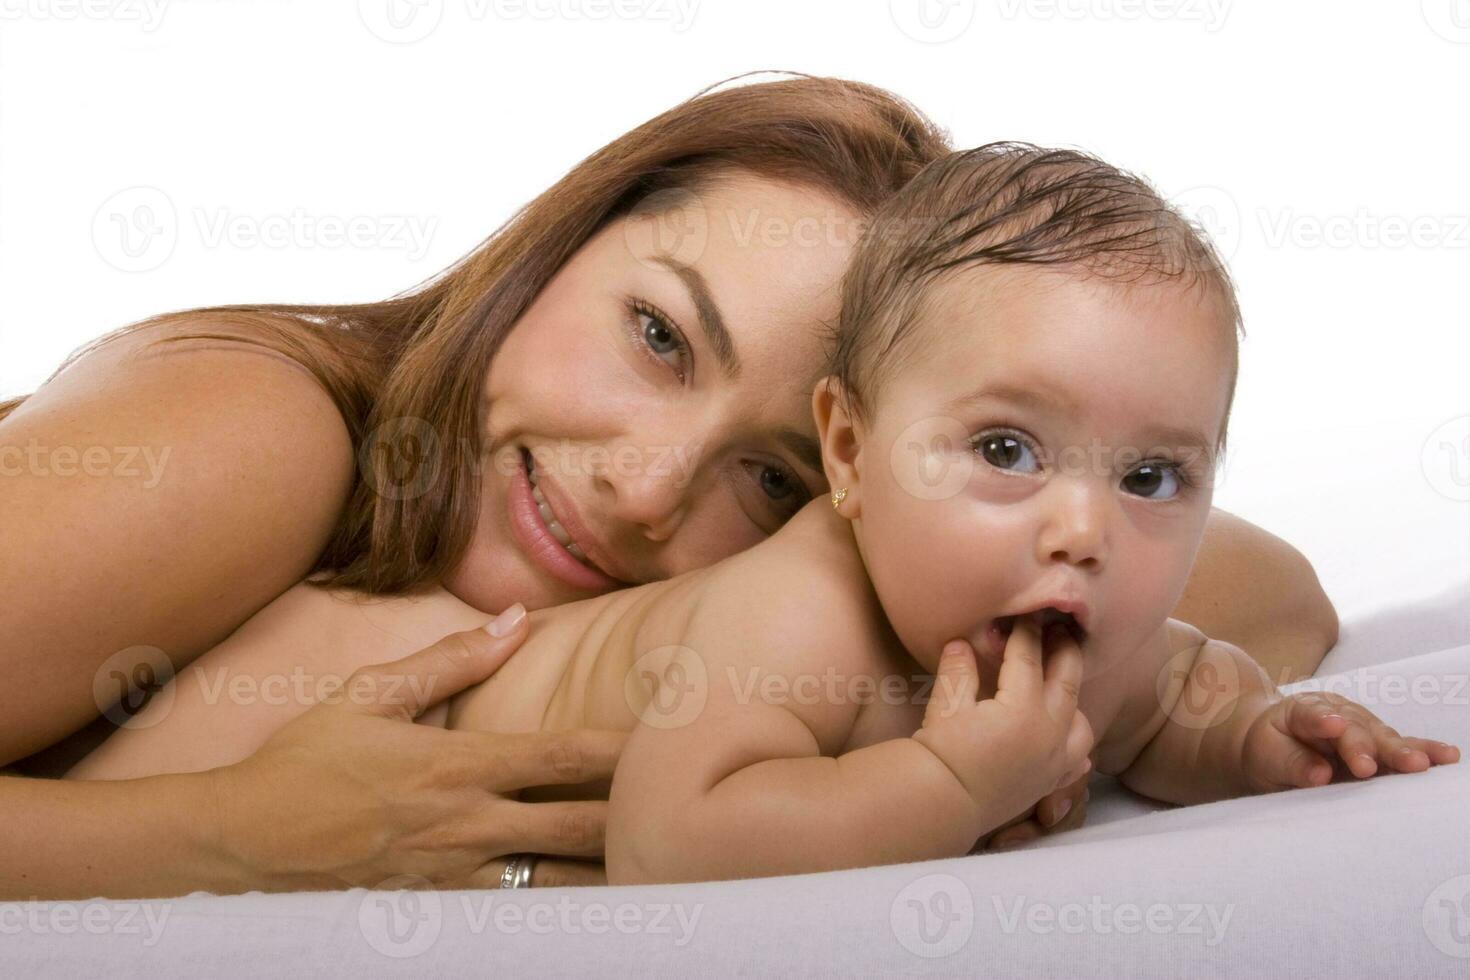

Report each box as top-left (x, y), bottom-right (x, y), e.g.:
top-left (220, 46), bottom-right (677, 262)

top-left (652, 256), bottom-right (741, 382)
top-left (776, 428), bottom-right (826, 481)
top-left (650, 256), bottom-right (823, 480)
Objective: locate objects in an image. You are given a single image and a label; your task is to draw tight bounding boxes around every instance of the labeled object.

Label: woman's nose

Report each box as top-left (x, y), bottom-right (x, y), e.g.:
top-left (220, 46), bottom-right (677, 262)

top-left (594, 449), bottom-right (691, 542)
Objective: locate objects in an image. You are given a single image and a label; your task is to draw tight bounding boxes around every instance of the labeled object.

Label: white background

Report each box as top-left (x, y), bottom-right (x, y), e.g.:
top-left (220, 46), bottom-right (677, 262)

top-left (1, 0), bottom-right (1466, 624)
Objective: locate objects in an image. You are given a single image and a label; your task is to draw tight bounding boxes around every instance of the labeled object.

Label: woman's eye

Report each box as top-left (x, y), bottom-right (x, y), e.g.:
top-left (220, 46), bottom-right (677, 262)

top-left (1122, 463), bottom-right (1184, 500)
top-left (973, 432), bottom-right (1040, 474)
top-left (743, 461), bottom-right (810, 516)
top-left (630, 301), bottom-right (689, 380)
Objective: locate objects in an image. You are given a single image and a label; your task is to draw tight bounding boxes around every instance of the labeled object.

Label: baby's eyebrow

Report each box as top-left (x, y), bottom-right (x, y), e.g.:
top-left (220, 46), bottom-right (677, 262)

top-left (948, 384), bottom-right (1213, 454)
top-left (947, 382), bottom-right (1078, 417)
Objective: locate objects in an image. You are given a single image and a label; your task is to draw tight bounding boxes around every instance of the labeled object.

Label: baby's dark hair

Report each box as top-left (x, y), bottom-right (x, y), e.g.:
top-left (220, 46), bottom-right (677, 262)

top-left (827, 141), bottom-right (1243, 456)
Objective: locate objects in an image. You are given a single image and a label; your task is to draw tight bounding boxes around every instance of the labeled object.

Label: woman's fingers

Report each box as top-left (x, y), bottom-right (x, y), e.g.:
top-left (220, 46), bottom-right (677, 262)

top-left (461, 728), bottom-right (627, 793)
top-left (466, 857), bottom-right (608, 890)
top-left (338, 610), bottom-right (531, 722)
top-left (490, 800), bottom-right (611, 860)
top-left (1040, 769), bottom-right (1090, 827)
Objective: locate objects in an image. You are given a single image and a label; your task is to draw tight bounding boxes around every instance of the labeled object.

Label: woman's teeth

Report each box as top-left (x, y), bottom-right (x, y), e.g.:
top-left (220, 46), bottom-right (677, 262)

top-left (525, 459), bottom-right (595, 568)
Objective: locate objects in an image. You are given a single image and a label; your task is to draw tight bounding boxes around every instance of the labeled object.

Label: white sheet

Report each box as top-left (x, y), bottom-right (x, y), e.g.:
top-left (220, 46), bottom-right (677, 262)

top-left (4, 635), bottom-right (1468, 978)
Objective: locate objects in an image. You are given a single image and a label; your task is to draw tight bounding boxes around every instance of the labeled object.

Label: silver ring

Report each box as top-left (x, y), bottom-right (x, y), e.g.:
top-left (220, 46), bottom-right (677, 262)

top-left (499, 853), bottom-right (538, 889)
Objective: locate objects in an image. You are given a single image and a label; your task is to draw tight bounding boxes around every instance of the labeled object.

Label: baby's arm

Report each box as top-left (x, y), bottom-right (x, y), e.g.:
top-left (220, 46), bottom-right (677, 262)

top-left (606, 598), bottom-right (1091, 885)
top-left (67, 583), bottom-right (487, 779)
top-left (1117, 620), bottom-right (1460, 804)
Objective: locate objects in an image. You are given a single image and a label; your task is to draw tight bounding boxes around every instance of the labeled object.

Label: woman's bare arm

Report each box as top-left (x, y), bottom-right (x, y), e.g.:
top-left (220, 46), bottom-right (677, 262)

top-left (0, 617), bottom-right (625, 899)
top-left (0, 324), bottom-right (355, 764)
top-left (1172, 507), bottom-right (1340, 686)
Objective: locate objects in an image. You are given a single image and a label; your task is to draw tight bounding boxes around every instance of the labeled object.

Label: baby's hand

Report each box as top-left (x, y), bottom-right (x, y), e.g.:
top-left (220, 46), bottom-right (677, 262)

top-left (1240, 691), bottom-right (1461, 792)
top-left (913, 615), bottom-right (1094, 832)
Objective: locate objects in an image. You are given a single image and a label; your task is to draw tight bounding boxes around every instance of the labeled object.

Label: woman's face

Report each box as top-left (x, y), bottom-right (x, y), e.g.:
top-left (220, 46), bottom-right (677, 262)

top-left (445, 172), bottom-right (861, 613)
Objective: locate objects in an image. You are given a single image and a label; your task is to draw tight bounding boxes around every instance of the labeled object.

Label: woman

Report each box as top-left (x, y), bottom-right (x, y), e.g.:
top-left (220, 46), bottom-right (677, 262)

top-left (0, 74), bottom-right (1339, 897)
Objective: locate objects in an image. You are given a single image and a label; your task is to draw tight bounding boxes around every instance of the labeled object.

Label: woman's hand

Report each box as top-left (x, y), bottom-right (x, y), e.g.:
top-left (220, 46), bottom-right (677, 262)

top-left (209, 607), bottom-right (625, 891)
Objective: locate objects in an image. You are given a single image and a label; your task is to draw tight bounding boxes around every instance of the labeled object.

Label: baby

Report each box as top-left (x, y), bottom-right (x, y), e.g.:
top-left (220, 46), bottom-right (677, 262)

top-left (68, 143), bottom-right (1460, 885)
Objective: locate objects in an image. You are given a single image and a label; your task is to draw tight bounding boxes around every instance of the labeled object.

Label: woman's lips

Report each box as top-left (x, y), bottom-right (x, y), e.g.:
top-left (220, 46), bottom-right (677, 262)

top-left (506, 448), bottom-right (622, 592)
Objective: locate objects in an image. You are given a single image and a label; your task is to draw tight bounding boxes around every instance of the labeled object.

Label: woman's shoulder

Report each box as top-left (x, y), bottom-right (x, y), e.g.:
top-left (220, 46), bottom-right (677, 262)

top-left (0, 313), bottom-right (359, 751)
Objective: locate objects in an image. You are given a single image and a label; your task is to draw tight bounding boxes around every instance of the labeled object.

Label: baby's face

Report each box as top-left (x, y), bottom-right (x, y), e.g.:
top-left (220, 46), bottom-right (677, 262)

top-left (843, 264), bottom-right (1234, 686)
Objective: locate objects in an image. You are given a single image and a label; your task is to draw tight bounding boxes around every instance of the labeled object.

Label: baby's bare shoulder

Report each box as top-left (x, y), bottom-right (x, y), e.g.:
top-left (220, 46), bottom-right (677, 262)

top-left (686, 550), bottom-right (877, 668)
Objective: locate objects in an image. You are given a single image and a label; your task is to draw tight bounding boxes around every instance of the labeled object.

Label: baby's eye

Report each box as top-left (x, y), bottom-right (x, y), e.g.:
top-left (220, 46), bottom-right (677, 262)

top-left (972, 431), bottom-right (1040, 474)
top-left (1122, 462), bottom-right (1185, 500)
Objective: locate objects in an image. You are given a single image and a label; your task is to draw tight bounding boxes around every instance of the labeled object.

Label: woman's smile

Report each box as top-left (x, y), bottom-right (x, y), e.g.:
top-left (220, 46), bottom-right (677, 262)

top-left (507, 445), bottom-right (629, 592)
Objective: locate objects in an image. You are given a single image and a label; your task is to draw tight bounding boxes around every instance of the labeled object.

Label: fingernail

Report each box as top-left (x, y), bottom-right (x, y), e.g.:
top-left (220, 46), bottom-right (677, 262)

top-left (993, 837), bottom-right (1026, 852)
top-left (1048, 799), bottom-right (1072, 826)
top-left (1082, 788), bottom-right (1091, 804)
top-left (486, 603), bottom-right (526, 637)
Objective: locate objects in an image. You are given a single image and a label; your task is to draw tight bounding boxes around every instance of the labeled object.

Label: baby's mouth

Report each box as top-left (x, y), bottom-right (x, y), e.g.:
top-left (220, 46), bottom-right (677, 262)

top-left (993, 607), bottom-right (1087, 647)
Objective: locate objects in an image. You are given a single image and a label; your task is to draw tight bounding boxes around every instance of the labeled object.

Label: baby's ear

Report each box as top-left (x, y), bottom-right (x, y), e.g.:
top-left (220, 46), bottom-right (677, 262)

top-left (811, 376), bottom-right (863, 488)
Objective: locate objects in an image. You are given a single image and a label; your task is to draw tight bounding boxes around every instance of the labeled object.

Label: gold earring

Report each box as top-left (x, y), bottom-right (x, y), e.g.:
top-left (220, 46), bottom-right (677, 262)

top-left (830, 487), bottom-right (848, 510)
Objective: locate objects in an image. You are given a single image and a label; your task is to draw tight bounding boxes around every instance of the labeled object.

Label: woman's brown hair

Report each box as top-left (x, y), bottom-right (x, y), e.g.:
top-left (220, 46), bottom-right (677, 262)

top-left (0, 73), bottom-right (949, 593)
